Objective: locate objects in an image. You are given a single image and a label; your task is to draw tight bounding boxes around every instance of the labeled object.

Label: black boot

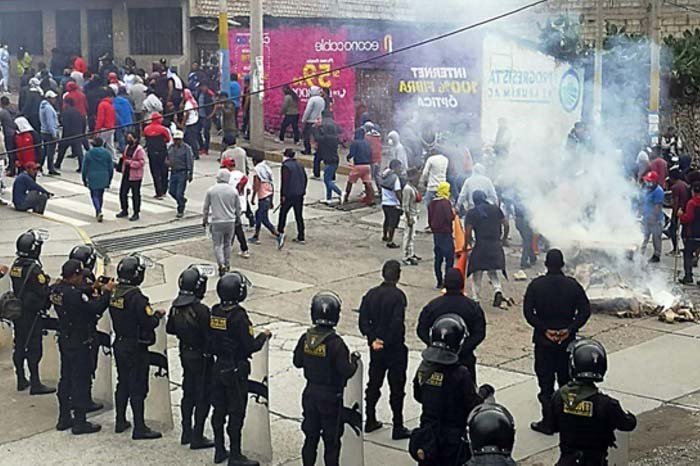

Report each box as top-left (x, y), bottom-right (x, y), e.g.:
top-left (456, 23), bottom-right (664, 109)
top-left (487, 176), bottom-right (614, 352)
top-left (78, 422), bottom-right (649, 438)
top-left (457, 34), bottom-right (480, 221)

top-left (29, 365), bottom-right (55, 395)
top-left (391, 412), bottom-right (411, 440)
top-left (131, 399), bottom-right (162, 440)
top-left (16, 375), bottom-right (30, 392)
top-left (213, 424), bottom-right (229, 464)
top-left (71, 411), bottom-right (102, 435)
top-left (228, 421), bottom-right (259, 466)
top-left (530, 402), bottom-right (554, 435)
top-left (180, 400), bottom-right (194, 445)
top-left (115, 390), bottom-right (131, 433)
top-left (364, 412), bottom-right (383, 433)
top-left (85, 400), bottom-right (104, 413)
top-left (56, 412), bottom-right (74, 431)
top-left (190, 413), bottom-right (214, 449)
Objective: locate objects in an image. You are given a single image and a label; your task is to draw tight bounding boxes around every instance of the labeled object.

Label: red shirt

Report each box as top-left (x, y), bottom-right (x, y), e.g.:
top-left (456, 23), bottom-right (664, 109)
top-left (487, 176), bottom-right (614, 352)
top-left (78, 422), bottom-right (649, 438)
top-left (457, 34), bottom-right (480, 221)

top-left (671, 180), bottom-right (689, 215)
top-left (95, 98), bottom-right (116, 130)
top-left (367, 134), bottom-right (382, 164)
top-left (73, 57), bottom-right (87, 74)
top-left (428, 198), bottom-right (454, 234)
top-left (63, 89), bottom-right (88, 117)
top-left (650, 158), bottom-right (668, 190)
top-left (14, 132), bottom-right (37, 167)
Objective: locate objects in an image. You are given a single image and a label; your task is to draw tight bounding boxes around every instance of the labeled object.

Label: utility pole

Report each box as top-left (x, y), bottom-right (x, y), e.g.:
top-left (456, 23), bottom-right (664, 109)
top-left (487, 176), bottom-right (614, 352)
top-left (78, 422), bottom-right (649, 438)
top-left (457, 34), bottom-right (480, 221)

top-left (649, 0), bottom-right (661, 143)
top-left (593, 0), bottom-right (604, 125)
top-left (250, 0), bottom-right (265, 148)
top-left (218, 0), bottom-right (230, 96)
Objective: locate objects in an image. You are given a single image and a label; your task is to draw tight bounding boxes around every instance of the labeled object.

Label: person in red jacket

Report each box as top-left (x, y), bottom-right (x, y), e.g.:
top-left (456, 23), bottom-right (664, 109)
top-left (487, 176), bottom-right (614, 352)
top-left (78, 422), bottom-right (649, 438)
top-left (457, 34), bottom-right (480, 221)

top-left (95, 89), bottom-right (117, 159)
top-left (14, 116), bottom-right (40, 173)
top-left (679, 183), bottom-right (700, 284)
top-left (365, 122), bottom-right (383, 194)
top-left (62, 81), bottom-right (88, 117)
top-left (143, 112), bottom-right (171, 199)
top-left (73, 56), bottom-right (87, 74)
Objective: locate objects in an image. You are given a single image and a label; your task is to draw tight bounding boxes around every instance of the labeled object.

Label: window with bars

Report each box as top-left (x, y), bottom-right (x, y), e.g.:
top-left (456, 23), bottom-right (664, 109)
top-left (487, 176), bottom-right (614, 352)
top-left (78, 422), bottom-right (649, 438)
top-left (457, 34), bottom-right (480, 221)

top-left (0, 12), bottom-right (43, 55)
top-left (128, 8), bottom-right (182, 55)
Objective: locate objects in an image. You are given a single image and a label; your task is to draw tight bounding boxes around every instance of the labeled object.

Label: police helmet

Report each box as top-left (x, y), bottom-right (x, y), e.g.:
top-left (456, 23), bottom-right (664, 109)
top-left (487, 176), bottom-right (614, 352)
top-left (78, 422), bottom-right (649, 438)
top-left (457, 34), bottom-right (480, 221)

top-left (310, 291), bottom-right (342, 327)
top-left (422, 313), bottom-right (467, 365)
top-left (569, 338), bottom-right (607, 382)
top-left (16, 230), bottom-right (44, 259)
top-left (172, 266), bottom-right (208, 307)
top-left (69, 244), bottom-right (97, 271)
top-left (217, 271), bottom-right (248, 304)
top-left (467, 403), bottom-right (516, 456)
top-left (116, 254), bottom-right (148, 286)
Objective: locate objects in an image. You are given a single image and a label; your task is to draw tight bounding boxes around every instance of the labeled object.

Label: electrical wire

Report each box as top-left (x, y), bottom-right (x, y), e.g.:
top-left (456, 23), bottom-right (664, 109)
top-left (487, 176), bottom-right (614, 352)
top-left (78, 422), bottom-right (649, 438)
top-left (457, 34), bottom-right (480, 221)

top-left (0, 0), bottom-right (548, 159)
top-left (664, 0), bottom-right (700, 16)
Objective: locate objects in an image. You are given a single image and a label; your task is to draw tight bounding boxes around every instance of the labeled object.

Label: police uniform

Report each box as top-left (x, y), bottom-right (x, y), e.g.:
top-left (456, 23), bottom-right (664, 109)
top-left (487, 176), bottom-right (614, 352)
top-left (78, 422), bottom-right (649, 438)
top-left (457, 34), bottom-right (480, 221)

top-left (166, 296), bottom-right (213, 446)
top-left (465, 453), bottom-right (517, 466)
top-left (109, 283), bottom-right (161, 435)
top-left (51, 276), bottom-right (110, 427)
top-left (293, 326), bottom-right (358, 466)
top-left (549, 382), bottom-right (637, 465)
top-left (358, 281), bottom-right (409, 433)
top-left (208, 302), bottom-right (267, 463)
top-left (10, 256), bottom-right (51, 391)
top-left (523, 270), bottom-right (590, 419)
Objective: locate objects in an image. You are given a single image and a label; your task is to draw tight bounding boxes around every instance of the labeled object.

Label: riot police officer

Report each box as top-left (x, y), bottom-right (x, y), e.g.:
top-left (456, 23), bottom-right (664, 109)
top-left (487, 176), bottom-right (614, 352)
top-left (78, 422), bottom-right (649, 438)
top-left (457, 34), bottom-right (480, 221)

top-left (293, 291), bottom-right (360, 466)
top-left (51, 259), bottom-right (112, 435)
top-left (109, 254), bottom-right (165, 440)
top-left (208, 272), bottom-right (271, 466)
top-left (548, 338), bottom-right (637, 466)
top-left (10, 230), bottom-right (55, 395)
top-left (166, 265), bottom-right (215, 449)
top-left (411, 314), bottom-right (485, 466)
top-left (69, 243), bottom-right (108, 412)
top-left (465, 403), bottom-right (517, 466)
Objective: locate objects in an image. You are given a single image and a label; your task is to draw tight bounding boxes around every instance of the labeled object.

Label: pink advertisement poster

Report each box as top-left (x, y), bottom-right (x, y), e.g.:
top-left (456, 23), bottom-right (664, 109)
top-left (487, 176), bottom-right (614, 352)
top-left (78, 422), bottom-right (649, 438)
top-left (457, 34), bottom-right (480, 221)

top-left (229, 26), bottom-right (356, 137)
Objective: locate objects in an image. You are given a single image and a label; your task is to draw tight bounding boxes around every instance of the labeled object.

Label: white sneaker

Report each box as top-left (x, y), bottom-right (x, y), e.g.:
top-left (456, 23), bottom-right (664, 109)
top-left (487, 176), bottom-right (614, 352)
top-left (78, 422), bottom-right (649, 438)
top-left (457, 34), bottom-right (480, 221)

top-left (239, 251), bottom-right (250, 259)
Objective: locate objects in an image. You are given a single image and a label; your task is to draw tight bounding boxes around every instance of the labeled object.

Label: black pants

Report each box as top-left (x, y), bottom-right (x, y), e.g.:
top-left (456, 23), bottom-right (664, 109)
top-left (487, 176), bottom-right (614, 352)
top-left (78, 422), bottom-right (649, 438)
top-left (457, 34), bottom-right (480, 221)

top-left (278, 195), bottom-right (305, 241)
top-left (198, 117), bottom-right (212, 152)
top-left (148, 151), bottom-right (169, 197)
top-left (459, 353), bottom-right (477, 385)
top-left (180, 349), bottom-right (212, 436)
top-left (6, 135), bottom-right (16, 175)
top-left (279, 114), bottom-right (300, 142)
top-left (301, 387), bottom-right (343, 466)
top-left (683, 239), bottom-right (700, 280)
top-left (667, 215), bottom-right (679, 251)
top-left (56, 138), bottom-right (84, 169)
top-left (16, 191), bottom-right (49, 214)
top-left (12, 311), bottom-right (43, 383)
top-left (424, 426), bottom-right (469, 466)
top-left (114, 341), bottom-right (150, 429)
top-left (211, 360), bottom-right (249, 455)
top-left (233, 223), bottom-right (248, 252)
top-left (534, 344), bottom-right (570, 405)
top-left (119, 177), bottom-right (142, 215)
top-left (57, 342), bottom-right (93, 421)
top-left (303, 122), bottom-right (314, 156)
top-left (365, 344), bottom-right (407, 425)
top-left (556, 451), bottom-right (607, 466)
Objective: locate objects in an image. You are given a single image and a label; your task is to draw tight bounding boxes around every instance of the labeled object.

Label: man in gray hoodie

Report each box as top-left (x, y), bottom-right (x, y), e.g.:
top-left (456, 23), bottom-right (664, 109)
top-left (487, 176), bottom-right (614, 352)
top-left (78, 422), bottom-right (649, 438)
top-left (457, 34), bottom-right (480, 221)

top-left (203, 169), bottom-right (241, 276)
top-left (301, 86), bottom-right (325, 156)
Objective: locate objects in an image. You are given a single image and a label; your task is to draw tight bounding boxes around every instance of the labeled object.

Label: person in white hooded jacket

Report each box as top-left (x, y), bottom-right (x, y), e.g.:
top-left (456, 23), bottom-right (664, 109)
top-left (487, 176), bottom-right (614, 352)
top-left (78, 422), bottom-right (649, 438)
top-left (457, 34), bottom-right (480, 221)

top-left (301, 86), bottom-right (325, 155)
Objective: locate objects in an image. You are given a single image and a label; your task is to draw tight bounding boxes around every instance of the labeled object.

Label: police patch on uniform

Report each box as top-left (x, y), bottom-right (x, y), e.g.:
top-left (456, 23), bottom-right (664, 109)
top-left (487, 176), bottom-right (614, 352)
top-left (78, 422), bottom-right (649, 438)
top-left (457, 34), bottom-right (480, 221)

top-left (424, 372), bottom-right (444, 387)
top-left (303, 342), bottom-right (327, 358)
top-left (110, 297), bottom-right (125, 309)
top-left (145, 305), bottom-right (154, 316)
top-left (50, 293), bottom-right (63, 306)
top-left (563, 394), bottom-right (594, 417)
top-left (249, 325), bottom-right (254, 336)
top-left (37, 273), bottom-right (46, 284)
top-left (210, 316), bottom-right (227, 330)
top-left (9, 266), bottom-right (22, 278)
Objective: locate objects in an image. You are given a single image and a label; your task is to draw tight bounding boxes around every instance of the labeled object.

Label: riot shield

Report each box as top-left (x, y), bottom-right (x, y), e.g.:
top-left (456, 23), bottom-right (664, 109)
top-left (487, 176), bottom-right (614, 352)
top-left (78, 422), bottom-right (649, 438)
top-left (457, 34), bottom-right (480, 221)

top-left (144, 321), bottom-right (173, 431)
top-left (0, 272), bottom-right (12, 354)
top-left (92, 315), bottom-right (113, 408)
top-left (609, 431), bottom-right (629, 466)
top-left (242, 339), bottom-right (272, 463)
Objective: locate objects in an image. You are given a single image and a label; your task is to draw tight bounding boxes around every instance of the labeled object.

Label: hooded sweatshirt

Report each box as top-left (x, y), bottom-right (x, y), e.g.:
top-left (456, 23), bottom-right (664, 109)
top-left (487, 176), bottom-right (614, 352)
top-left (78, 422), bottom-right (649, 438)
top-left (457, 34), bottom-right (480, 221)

top-left (113, 94), bottom-right (134, 126)
top-left (457, 163), bottom-right (498, 211)
top-left (62, 81), bottom-right (88, 117)
top-left (39, 99), bottom-right (59, 136)
top-left (129, 77), bottom-right (148, 113)
top-left (387, 130), bottom-right (409, 169)
top-left (301, 86), bottom-right (325, 123)
top-left (203, 169), bottom-right (241, 224)
top-left (143, 92), bottom-right (164, 115)
top-left (144, 113), bottom-right (171, 154)
top-left (95, 97), bottom-right (116, 131)
top-left (22, 79), bottom-right (44, 132)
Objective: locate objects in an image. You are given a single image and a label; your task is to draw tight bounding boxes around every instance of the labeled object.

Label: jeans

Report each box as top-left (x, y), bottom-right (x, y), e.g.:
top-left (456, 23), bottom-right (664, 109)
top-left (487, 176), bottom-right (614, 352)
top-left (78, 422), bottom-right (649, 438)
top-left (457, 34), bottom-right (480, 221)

top-left (279, 115), bottom-right (300, 142)
top-left (278, 195), bottom-right (305, 240)
top-left (515, 216), bottom-right (537, 267)
top-left (56, 138), bottom-right (84, 169)
top-left (683, 239), bottom-right (700, 280)
top-left (433, 233), bottom-right (455, 286)
top-left (313, 153), bottom-right (322, 178)
top-left (303, 122), bottom-right (314, 155)
top-left (15, 190), bottom-right (48, 214)
top-left (169, 171), bottom-right (188, 214)
top-left (90, 188), bottom-right (105, 215)
top-left (102, 129), bottom-right (116, 162)
top-left (198, 117), bottom-right (211, 151)
top-left (323, 164), bottom-right (342, 200)
top-left (148, 151), bottom-right (169, 197)
top-left (115, 126), bottom-right (128, 154)
top-left (471, 270), bottom-right (502, 302)
top-left (255, 196), bottom-right (277, 235)
top-left (185, 123), bottom-right (200, 155)
top-left (423, 189), bottom-right (437, 209)
top-left (210, 222), bottom-right (235, 267)
top-left (119, 178), bottom-right (141, 214)
top-left (642, 222), bottom-right (662, 258)
top-left (40, 133), bottom-right (57, 172)
top-left (667, 215), bottom-right (679, 251)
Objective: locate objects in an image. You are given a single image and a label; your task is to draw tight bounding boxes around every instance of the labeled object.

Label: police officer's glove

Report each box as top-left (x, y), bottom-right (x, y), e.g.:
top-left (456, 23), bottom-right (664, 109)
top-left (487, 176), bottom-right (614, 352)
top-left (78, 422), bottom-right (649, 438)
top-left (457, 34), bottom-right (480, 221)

top-left (477, 383), bottom-right (496, 401)
top-left (351, 351), bottom-right (361, 364)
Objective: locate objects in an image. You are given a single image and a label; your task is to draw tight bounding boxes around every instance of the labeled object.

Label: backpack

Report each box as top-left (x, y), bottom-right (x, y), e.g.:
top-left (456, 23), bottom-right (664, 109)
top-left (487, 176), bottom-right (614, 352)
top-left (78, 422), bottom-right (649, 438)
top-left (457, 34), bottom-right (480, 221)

top-left (0, 263), bottom-right (36, 322)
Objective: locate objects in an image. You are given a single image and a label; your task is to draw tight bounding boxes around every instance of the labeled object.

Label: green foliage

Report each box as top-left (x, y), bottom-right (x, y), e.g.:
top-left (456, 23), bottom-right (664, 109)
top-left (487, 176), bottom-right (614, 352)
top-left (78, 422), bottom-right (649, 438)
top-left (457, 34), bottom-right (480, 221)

top-left (537, 14), bottom-right (591, 63)
top-left (664, 28), bottom-right (700, 99)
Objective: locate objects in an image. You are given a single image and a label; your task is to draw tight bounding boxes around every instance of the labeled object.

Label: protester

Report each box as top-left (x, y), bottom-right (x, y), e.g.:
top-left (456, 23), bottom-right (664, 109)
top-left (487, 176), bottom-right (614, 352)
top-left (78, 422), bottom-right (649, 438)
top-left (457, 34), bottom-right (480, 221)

top-left (641, 171), bottom-right (664, 263)
top-left (218, 92), bottom-right (237, 147)
top-left (302, 86), bottom-right (325, 157)
top-left (39, 90), bottom-right (60, 175)
top-left (167, 130), bottom-right (194, 219)
top-left (106, 72), bottom-right (123, 96)
top-left (679, 183), bottom-right (700, 285)
top-left (250, 154), bottom-right (281, 245)
top-left (649, 147), bottom-right (668, 190)
top-left (188, 62), bottom-right (206, 91)
top-left (166, 67), bottom-right (185, 110)
top-left (464, 190), bottom-right (508, 306)
top-left (116, 132), bottom-right (145, 221)
top-left (22, 78), bottom-right (43, 132)
top-left (241, 75), bottom-right (251, 139)
top-left (229, 73), bottom-right (242, 129)
top-left (202, 169), bottom-right (241, 276)
top-left (55, 97), bottom-right (84, 172)
top-left (13, 116), bottom-right (40, 173)
top-left (315, 114), bottom-right (343, 204)
top-left (380, 159), bottom-right (403, 249)
top-left (113, 87), bottom-right (134, 154)
top-left (457, 163), bottom-right (499, 213)
top-left (278, 148), bottom-right (308, 249)
top-left (401, 168), bottom-right (421, 265)
top-left (0, 96), bottom-right (17, 175)
top-left (387, 130), bottom-right (409, 174)
top-left (181, 88), bottom-right (200, 157)
top-left (428, 181), bottom-right (455, 289)
top-left (95, 88), bottom-right (117, 159)
top-left (62, 81), bottom-right (87, 117)
top-left (83, 73), bottom-right (103, 131)
top-left (365, 122), bottom-right (383, 193)
top-left (0, 44), bottom-right (10, 93)
top-left (221, 145), bottom-right (254, 228)
top-left (666, 169), bottom-right (689, 256)
top-left (196, 82), bottom-right (215, 155)
top-left (129, 75), bottom-right (148, 134)
top-left (81, 137), bottom-right (113, 222)
top-left (13, 162), bottom-right (51, 213)
top-left (661, 126), bottom-right (682, 160)
top-left (344, 127), bottom-right (374, 205)
top-left (279, 85), bottom-right (300, 143)
top-left (143, 112), bottom-right (171, 199)
top-left (514, 194), bottom-right (537, 269)
top-left (221, 158), bottom-right (250, 258)
top-left (143, 88), bottom-right (164, 116)
top-left (636, 148), bottom-right (651, 183)
top-left (420, 150), bottom-right (449, 207)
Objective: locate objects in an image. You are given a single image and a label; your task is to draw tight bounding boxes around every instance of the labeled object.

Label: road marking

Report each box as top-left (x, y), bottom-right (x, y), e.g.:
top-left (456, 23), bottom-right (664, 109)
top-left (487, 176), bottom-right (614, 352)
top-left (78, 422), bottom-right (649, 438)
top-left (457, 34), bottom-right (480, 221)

top-left (41, 211), bottom-right (90, 227)
top-left (49, 197), bottom-right (119, 218)
top-left (44, 179), bottom-right (172, 214)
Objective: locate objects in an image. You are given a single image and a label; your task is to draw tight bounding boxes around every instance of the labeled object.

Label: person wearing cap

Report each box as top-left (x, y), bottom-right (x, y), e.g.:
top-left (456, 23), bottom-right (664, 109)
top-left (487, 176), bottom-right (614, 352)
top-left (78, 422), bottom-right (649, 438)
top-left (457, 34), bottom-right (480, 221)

top-left (167, 129), bottom-right (195, 219)
top-left (221, 157), bottom-right (250, 258)
top-left (641, 170), bottom-right (664, 263)
top-left (12, 162), bottom-right (51, 213)
top-left (39, 89), bottom-right (60, 175)
top-left (51, 258), bottom-right (113, 435)
top-left (202, 169), bottom-right (241, 276)
top-left (277, 148), bottom-right (308, 249)
top-left (358, 260), bottom-right (412, 440)
top-left (221, 145), bottom-right (254, 227)
top-left (143, 112), bottom-right (171, 199)
top-left (523, 249), bottom-right (590, 435)
top-left (417, 268), bottom-right (486, 384)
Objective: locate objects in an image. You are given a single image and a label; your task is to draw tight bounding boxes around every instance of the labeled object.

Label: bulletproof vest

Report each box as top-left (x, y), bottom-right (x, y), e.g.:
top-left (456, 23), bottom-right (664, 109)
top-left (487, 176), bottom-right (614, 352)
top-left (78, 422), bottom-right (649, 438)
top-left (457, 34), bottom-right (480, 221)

top-left (10, 257), bottom-right (48, 314)
top-left (208, 303), bottom-right (250, 362)
top-left (300, 327), bottom-right (343, 391)
top-left (417, 361), bottom-right (469, 429)
top-left (557, 384), bottom-right (616, 453)
top-left (51, 281), bottom-right (94, 346)
top-left (169, 304), bottom-right (205, 351)
top-left (109, 284), bottom-right (155, 344)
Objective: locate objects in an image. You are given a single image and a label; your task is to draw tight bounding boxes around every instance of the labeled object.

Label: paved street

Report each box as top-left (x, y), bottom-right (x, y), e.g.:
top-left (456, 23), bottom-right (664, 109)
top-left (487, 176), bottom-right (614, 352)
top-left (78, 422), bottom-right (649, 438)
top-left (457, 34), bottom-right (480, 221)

top-left (1, 153), bottom-right (700, 465)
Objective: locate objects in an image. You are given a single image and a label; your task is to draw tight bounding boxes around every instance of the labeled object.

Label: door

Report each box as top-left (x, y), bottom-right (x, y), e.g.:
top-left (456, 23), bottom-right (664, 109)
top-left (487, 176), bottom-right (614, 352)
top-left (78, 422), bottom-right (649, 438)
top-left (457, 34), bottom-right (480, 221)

top-left (87, 9), bottom-right (113, 71)
top-left (355, 69), bottom-right (395, 131)
top-left (56, 10), bottom-right (81, 58)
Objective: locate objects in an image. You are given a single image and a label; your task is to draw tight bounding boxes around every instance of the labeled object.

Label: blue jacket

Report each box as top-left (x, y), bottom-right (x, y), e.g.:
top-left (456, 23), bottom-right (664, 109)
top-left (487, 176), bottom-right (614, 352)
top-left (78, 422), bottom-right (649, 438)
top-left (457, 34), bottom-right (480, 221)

top-left (13, 172), bottom-right (49, 209)
top-left (82, 147), bottom-right (114, 190)
top-left (39, 100), bottom-right (58, 136)
top-left (113, 96), bottom-right (133, 126)
top-left (229, 81), bottom-right (241, 108)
